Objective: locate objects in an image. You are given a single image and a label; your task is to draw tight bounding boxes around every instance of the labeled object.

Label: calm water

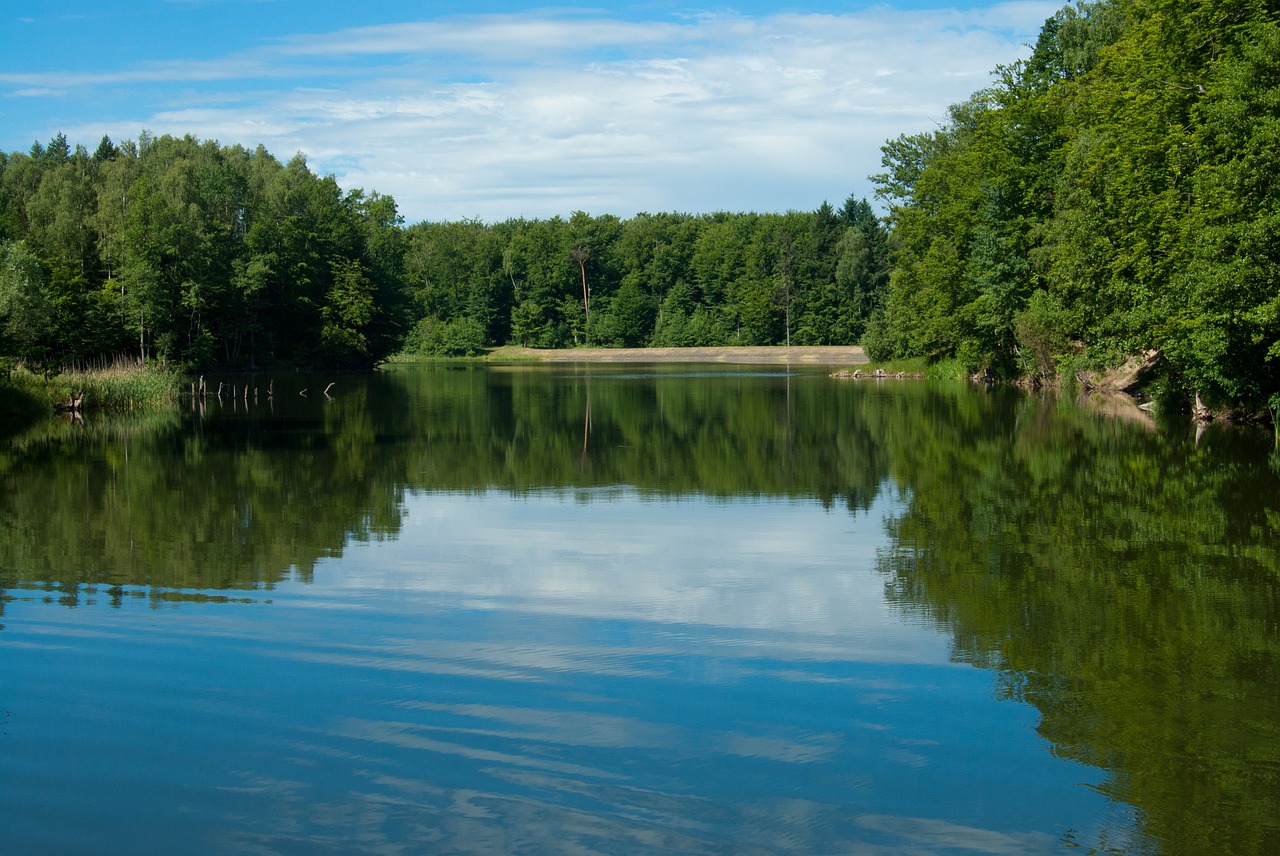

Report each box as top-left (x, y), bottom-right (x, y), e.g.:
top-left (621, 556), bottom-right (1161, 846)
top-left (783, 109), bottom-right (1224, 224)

top-left (1, 365), bottom-right (1277, 855)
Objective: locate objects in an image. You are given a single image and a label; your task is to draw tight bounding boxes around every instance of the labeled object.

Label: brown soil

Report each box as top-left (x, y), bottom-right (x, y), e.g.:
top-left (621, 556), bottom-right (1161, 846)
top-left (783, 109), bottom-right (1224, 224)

top-left (1081, 349), bottom-right (1163, 394)
top-left (488, 345), bottom-right (868, 365)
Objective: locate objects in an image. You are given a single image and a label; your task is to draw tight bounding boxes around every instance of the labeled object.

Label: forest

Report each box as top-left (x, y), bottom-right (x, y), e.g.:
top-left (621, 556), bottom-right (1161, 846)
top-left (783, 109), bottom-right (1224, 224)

top-left (868, 0), bottom-right (1280, 412)
top-left (2, 0), bottom-right (1279, 412)
top-left (0, 130), bottom-right (889, 372)
top-left (0, 134), bottom-right (410, 371)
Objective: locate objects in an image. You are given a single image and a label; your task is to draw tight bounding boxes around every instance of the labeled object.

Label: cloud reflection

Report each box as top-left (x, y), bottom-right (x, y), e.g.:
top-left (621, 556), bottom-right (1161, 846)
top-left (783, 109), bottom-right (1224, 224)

top-left (326, 490), bottom-right (951, 665)
top-left (855, 814), bottom-right (1057, 854)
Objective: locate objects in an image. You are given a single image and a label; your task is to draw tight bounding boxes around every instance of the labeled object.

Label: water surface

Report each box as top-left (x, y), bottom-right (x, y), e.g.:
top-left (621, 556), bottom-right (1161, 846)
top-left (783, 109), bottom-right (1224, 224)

top-left (2, 364), bottom-right (1277, 854)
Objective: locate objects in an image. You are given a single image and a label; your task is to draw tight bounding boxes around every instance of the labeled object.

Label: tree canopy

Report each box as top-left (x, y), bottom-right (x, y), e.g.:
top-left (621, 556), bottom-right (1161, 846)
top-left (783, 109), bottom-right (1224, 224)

top-left (0, 134), bottom-right (410, 369)
top-left (400, 203), bottom-right (890, 356)
top-left (0, 131), bottom-right (890, 370)
top-left (4, 0), bottom-right (1279, 411)
top-left (866, 0), bottom-right (1280, 412)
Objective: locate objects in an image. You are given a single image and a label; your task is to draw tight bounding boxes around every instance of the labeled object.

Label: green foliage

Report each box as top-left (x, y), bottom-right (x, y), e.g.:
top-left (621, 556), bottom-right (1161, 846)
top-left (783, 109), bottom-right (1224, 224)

top-left (401, 202), bottom-right (890, 353)
top-left (509, 299), bottom-right (544, 347)
top-left (1164, 19), bottom-right (1280, 406)
top-left (1, 131), bottom-right (895, 367)
top-left (56, 363), bottom-right (185, 409)
top-left (320, 258), bottom-right (376, 365)
top-left (870, 0), bottom-right (1280, 409)
top-left (0, 134), bottom-right (410, 370)
top-left (0, 240), bottom-right (53, 370)
top-left (0, 361), bottom-right (183, 416)
top-left (0, 368), bottom-right (49, 421)
top-left (402, 315), bottom-right (436, 355)
top-left (606, 279), bottom-right (657, 347)
top-left (923, 357), bottom-right (972, 380)
top-left (1014, 289), bottom-right (1076, 380)
top-left (407, 315), bottom-right (487, 357)
top-left (651, 288), bottom-right (733, 347)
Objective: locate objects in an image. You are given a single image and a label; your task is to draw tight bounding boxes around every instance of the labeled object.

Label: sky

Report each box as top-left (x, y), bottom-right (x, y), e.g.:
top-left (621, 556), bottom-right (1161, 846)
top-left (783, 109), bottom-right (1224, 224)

top-left (1, 0), bottom-right (1061, 223)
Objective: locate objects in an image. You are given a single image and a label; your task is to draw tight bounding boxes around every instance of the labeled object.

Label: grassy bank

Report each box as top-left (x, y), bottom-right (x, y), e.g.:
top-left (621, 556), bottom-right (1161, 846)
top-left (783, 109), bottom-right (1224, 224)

top-left (0, 363), bottom-right (186, 419)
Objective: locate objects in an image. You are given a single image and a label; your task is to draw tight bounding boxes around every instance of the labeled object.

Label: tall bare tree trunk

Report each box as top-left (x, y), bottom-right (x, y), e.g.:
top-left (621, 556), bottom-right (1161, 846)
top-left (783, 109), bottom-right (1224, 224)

top-left (572, 245), bottom-right (591, 344)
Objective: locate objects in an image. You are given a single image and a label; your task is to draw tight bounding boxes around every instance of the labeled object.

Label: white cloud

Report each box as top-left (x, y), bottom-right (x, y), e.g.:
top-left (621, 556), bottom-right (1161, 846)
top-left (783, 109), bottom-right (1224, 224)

top-left (274, 16), bottom-right (694, 59)
top-left (28, 4), bottom-right (1060, 221)
top-left (0, 58), bottom-right (277, 89)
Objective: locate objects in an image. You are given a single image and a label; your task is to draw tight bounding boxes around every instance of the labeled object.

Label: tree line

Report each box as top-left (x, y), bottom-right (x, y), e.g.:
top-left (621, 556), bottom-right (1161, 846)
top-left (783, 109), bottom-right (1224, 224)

top-left (0, 132), bottom-right (409, 371)
top-left (867, 0), bottom-right (1280, 413)
top-left (0, 130), bottom-right (890, 372)
top-left (4, 0), bottom-right (1279, 414)
top-left (401, 201), bottom-right (888, 355)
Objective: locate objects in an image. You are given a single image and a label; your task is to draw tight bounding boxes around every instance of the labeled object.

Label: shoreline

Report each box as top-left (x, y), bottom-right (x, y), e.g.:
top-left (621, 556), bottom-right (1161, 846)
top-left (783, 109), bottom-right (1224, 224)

top-left (487, 345), bottom-right (868, 365)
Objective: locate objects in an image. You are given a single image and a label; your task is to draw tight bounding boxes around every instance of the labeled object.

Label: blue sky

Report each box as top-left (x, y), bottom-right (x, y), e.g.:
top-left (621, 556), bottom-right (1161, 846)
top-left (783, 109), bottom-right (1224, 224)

top-left (2, 1), bottom-right (1060, 222)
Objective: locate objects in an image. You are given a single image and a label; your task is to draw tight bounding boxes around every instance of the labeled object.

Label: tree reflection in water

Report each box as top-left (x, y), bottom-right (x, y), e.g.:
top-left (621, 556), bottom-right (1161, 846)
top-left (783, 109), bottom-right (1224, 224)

top-left (2, 364), bottom-right (1277, 854)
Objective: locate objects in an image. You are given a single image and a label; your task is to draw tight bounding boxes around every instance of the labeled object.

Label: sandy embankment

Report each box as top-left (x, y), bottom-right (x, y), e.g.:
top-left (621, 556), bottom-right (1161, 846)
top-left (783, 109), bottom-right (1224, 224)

top-left (488, 345), bottom-right (868, 365)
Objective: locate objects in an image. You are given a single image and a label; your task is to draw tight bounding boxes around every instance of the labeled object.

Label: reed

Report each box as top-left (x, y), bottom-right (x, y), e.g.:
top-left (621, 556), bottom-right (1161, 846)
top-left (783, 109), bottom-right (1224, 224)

top-left (59, 362), bottom-right (185, 410)
top-left (1, 361), bottom-right (185, 415)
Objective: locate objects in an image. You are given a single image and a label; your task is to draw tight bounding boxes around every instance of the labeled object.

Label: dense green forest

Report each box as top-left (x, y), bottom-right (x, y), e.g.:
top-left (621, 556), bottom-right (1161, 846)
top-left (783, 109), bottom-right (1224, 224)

top-left (868, 0), bottom-right (1280, 412)
top-left (3, 0), bottom-right (1280, 411)
top-left (399, 200), bottom-right (889, 354)
top-left (0, 131), bottom-right (890, 372)
top-left (0, 133), bottom-right (410, 370)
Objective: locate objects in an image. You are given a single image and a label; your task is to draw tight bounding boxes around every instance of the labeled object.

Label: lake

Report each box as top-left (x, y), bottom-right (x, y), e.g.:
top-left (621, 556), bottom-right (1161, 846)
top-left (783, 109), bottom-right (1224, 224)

top-left (2, 363), bottom-right (1278, 855)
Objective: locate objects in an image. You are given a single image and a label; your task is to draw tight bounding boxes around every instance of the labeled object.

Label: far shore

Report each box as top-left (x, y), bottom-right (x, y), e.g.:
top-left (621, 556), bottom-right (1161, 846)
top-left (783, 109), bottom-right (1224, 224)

top-left (487, 345), bottom-right (868, 365)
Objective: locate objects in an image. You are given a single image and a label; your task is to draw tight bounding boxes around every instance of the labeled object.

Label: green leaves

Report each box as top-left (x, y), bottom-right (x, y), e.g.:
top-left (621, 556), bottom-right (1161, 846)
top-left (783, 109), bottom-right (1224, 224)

top-left (2, 125), bottom-right (892, 365)
top-left (0, 134), bottom-right (411, 369)
top-left (400, 203), bottom-right (889, 352)
top-left (0, 241), bottom-right (53, 369)
top-left (869, 0), bottom-right (1280, 405)
top-left (1169, 19), bottom-right (1280, 405)
top-left (320, 259), bottom-right (376, 365)
top-left (1015, 289), bottom-right (1077, 379)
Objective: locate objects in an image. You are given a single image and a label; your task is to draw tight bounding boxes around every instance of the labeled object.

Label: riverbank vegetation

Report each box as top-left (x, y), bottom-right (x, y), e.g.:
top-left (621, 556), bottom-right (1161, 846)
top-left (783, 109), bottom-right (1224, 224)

top-left (2, 0), bottom-right (1279, 415)
top-left (0, 135), bottom-right (410, 374)
top-left (868, 0), bottom-right (1280, 415)
top-left (0, 131), bottom-right (891, 376)
top-left (0, 362), bottom-right (184, 420)
top-left (399, 201), bottom-right (891, 356)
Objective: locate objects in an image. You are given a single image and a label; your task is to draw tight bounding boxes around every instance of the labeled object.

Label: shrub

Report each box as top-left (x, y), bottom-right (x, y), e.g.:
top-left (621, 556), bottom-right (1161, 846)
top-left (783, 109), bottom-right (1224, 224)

top-left (435, 318), bottom-right (487, 356)
top-left (1014, 290), bottom-right (1075, 381)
